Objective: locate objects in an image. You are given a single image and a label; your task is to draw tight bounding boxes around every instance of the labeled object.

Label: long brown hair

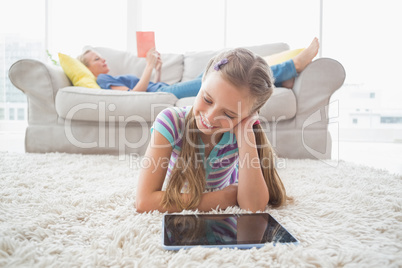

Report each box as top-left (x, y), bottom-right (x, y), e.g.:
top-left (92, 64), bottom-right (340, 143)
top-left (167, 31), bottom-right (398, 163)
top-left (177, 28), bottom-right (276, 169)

top-left (162, 48), bottom-right (287, 210)
top-left (161, 109), bottom-right (205, 210)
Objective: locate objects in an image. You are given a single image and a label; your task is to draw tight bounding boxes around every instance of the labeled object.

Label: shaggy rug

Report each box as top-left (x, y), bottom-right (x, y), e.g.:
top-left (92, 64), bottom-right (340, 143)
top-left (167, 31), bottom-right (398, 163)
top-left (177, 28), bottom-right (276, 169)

top-left (0, 152), bottom-right (401, 267)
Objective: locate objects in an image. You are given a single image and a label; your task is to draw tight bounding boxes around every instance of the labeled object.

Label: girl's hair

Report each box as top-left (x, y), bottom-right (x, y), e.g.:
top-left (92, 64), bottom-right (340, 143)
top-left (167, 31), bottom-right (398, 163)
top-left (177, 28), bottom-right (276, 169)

top-left (77, 50), bottom-right (92, 67)
top-left (162, 48), bottom-right (287, 210)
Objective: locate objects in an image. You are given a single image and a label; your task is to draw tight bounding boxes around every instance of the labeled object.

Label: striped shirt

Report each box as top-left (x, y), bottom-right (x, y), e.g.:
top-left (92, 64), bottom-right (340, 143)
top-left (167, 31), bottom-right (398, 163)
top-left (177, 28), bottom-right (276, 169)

top-left (151, 106), bottom-right (239, 191)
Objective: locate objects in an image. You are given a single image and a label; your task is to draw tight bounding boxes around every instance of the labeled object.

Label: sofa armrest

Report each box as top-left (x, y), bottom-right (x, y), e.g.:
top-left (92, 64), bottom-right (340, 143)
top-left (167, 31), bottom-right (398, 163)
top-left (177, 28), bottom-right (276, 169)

top-left (8, 59), bottom-right (71, 125)
top-left (291, 58), bottom-right (346, 128)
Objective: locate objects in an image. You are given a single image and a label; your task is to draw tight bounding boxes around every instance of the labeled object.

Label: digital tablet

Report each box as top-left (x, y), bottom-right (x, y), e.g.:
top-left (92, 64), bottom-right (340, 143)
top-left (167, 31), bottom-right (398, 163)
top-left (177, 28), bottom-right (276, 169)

top-left (162, 213), bottom-right (299, 250)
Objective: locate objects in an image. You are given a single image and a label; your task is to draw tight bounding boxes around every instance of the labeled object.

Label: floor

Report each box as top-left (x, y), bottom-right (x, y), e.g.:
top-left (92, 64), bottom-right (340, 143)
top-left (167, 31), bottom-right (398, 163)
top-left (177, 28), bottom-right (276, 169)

top-left (332, 140), bottom-right (402, 175)
top-left (1, 126), bottom-right (401, 176)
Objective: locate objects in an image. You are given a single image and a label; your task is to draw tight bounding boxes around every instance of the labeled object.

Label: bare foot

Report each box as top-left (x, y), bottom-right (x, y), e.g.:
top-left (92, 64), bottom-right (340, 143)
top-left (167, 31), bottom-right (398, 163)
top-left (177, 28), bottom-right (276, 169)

top-left (293, 38), bottom-right (319, 73)
top-left (281, 78), bottom-right (295, 89)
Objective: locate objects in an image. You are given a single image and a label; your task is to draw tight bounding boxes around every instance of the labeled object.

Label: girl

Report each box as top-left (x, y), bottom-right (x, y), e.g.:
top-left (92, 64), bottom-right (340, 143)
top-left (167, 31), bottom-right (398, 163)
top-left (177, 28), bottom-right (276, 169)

top-left (136, 47), bottom-right (287, 213)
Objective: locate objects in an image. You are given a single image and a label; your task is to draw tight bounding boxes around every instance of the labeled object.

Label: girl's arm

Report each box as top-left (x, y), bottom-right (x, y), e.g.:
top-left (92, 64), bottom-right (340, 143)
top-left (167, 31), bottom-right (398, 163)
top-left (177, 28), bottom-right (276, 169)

top-left (136, 129), bottom-right (174, 212)
top-left (136, 130), bottom-right (238, 213)
top-left (197, 184), bottom-right (238, 211)
top-left (234, 116), bottom-right (269, 212)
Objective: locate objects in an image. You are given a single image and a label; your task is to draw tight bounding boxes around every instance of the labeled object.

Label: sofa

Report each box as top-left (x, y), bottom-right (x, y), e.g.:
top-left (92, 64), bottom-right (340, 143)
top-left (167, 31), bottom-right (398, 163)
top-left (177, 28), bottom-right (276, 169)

top-left (8, 42), bottom-right (345, 159)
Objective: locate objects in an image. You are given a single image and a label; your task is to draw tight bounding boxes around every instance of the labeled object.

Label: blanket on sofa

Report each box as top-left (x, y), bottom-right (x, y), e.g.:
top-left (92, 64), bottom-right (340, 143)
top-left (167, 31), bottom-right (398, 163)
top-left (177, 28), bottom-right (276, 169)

top-left (0, 152), bottom-right (401, 267)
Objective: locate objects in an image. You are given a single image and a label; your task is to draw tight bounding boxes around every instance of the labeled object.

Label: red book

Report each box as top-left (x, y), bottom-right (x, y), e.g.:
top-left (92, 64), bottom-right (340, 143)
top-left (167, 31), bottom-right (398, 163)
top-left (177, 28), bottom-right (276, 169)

top-left (136, 31), bottom-right (155, 58)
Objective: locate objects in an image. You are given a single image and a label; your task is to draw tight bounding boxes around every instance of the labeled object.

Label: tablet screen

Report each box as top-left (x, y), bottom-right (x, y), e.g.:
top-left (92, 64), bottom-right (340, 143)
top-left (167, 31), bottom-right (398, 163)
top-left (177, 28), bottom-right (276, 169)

top-left (163, 213), bottom-right (298, 249)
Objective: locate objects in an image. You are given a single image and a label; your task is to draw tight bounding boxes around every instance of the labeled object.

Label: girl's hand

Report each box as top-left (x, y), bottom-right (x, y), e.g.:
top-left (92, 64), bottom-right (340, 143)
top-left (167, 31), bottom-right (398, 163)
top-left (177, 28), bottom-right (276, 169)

top-left (222, 184), bottom-right (238, 206)
top-left (195, 184), bottom-right (238, 211)
top-left (233, 111), bottom-right (259, 139)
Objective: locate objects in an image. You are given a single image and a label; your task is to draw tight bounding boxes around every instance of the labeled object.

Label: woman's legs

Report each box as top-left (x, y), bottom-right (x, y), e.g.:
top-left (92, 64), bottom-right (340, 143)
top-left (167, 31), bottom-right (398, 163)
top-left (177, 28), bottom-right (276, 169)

top-left (292, 37), bottom-right (320, 73)
top-left (158, 38), bottom-right (320, 97)
top-left (271, 60), bottom-right (297, 87)
top-left (157, 77), bottom-right (202, 99)
top-left (272, 37), bottom-right (320, 88)
top-left (158, 59), bottom-right (297, 98)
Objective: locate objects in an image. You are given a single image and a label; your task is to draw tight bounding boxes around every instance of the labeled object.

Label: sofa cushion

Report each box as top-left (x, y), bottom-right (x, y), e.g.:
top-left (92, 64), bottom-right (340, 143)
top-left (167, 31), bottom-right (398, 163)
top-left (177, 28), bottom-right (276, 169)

top-left (58, 53), bottom-right (100, 89)
top-left (181, 50), bottom-right (221, 82)
top-left (87, 46), bottom-right (184, 85)
top-left (55, 87), bottom-right (178, 122)
top-left (259, 87), bottom-right (297, 121)
top-left (175, 87), bottom-right (296, 121)
top-left (245, 42), bottom-right (290, 57)
top-left (181, 43), bottom-right (290, 81)
top-left (264, 48), bottom-right (304, 66)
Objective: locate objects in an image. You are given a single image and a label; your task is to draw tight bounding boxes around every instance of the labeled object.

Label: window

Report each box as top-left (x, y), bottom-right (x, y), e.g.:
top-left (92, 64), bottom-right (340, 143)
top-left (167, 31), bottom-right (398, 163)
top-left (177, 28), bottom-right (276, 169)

top-left (17, 108), bottom-right (25, 121)
top-left (0, 0), bottom-right (45, 123)
top-left (1, 0), bottom-right (127, 126)
top-left (47, 0), bottom-right (127, 57)
top-left (381, 117), bottom-right (402, 124)
top-left (9, 108), bottom-right (15, 120)
top-left (225, 0), bottom-right (320, 48)
top-left (141, 0), bottom-right (225, 53)
top-left (324, 0), bottom-right (402, 142)
top-left (141, 0), bottom-right (319, 54)
top-left (2, 1), bottom-right (401, 140)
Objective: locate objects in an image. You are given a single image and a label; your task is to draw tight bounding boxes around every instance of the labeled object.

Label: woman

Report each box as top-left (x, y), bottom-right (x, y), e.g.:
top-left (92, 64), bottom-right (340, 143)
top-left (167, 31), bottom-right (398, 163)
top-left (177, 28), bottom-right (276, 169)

top-left (78, 38), bottom-right (319, 99)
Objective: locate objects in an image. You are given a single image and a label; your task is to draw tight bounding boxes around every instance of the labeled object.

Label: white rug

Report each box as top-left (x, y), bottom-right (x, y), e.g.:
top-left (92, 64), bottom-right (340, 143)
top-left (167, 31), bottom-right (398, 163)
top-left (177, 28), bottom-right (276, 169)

top-left (0, 152), bottom-right (401, 267)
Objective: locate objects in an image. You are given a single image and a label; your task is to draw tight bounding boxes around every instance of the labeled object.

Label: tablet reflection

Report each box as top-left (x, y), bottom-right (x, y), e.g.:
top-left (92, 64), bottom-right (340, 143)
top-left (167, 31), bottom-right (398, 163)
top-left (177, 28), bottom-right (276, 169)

top-left (164, 214), bottom-right (294, 246)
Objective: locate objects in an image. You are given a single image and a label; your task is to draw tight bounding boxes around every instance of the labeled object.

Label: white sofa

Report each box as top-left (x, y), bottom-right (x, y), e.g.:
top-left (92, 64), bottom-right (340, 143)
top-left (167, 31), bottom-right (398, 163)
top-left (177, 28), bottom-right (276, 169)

top-left (8, 43), bottom-right (345, 159)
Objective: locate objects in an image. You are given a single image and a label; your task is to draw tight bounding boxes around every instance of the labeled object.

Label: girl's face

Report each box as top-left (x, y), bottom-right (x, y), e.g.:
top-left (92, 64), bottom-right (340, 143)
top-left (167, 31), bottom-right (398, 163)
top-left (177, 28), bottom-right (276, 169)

top-left (193, 71), bottom-right (254, 138)
top-left (85, 51), bottom-right (109, 77)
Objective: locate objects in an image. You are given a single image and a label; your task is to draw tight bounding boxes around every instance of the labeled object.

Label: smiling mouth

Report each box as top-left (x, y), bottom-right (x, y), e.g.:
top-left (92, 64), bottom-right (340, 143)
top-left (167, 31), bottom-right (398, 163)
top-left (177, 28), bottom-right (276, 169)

top-left (200, 113), bottom-right (214, 129)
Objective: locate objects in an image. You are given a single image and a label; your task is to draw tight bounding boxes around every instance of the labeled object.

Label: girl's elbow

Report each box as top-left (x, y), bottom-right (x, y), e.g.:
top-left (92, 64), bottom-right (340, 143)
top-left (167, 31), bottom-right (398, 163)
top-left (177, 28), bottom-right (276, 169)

top-left (135, 196), bottom-right (152, 213)
top-left (239, 197), bottom-right (269, 213)
top-left (254, 204), bottom-right (267, 213)
top-left (240, 204), bottom-right (267, 213)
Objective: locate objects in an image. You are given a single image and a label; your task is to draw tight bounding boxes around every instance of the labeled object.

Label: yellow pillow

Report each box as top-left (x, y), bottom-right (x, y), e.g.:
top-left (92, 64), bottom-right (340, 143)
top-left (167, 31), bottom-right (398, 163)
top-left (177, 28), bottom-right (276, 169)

top-left (58, 53), bottom-right (100, 89)
top-left (264, 48), bottom-right (304, 66)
